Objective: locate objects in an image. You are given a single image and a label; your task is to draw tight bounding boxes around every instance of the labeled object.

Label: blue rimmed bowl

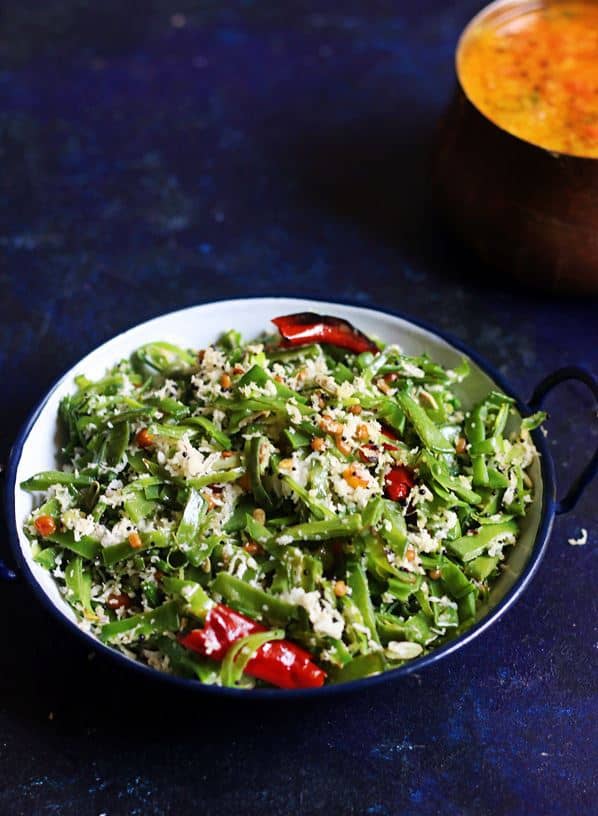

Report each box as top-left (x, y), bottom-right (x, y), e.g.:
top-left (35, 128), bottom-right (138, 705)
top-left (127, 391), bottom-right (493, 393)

top-left (3, 297), bottom-right (597, 698)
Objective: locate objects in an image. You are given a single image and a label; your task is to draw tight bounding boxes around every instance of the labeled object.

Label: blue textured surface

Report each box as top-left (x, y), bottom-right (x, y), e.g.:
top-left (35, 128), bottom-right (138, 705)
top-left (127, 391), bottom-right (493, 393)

top-left (0, 2), bottom-right (596, 814)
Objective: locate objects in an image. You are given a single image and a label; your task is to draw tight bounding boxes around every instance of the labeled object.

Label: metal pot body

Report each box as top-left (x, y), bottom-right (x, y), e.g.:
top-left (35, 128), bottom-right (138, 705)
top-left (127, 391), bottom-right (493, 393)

top-left (433, 0), bottom-right (598, 294)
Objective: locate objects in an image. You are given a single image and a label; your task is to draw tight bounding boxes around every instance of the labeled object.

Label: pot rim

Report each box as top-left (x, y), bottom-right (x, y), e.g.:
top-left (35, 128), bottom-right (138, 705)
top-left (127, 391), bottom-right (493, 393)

top-left (454, 0), bottom-right (598, 163)
top-left (3, 295), bottom-right (556, 700)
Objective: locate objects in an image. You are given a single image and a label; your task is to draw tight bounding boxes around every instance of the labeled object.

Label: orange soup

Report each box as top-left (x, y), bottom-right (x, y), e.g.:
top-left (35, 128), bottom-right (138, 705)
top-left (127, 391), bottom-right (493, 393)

top-left (458, 1), bottom-right (598, 157)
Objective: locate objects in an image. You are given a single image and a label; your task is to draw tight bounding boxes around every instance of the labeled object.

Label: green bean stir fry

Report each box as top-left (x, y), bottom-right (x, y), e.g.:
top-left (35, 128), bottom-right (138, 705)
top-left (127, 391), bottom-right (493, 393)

top-left (22, 315), bottom-right (545, 689)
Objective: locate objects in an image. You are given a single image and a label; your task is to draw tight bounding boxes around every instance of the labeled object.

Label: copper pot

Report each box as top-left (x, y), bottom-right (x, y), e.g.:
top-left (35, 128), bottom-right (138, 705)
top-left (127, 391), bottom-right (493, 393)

top-left (433, 0), bottom-right (598, 294)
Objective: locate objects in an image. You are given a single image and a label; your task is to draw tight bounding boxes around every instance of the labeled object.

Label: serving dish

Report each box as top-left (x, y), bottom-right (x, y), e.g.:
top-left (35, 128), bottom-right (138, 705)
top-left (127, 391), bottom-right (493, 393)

top-left (433, 0), bottom-right (598, 294)
top-left (3, 297), bottom-right (597, 698)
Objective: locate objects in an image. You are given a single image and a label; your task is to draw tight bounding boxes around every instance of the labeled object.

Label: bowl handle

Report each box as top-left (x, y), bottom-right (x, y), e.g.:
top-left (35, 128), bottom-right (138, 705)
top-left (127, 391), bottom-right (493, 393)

top-left (528, 366), bottom-right (598, 515)
top-left (0, 465), bottom-right (18, 581)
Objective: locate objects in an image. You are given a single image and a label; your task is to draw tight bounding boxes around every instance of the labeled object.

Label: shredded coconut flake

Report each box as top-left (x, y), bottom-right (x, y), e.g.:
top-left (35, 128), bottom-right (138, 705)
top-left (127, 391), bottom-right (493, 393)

top-left (386, 641), bottom-right (423, 660)
top-left (567, 528), bottom-right (588, 546)
top-left (283, 588), bottom-right (344, 639)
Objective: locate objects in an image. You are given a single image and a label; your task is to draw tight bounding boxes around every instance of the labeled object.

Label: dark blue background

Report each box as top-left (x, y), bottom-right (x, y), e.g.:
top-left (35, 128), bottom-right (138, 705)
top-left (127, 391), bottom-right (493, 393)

top-left (1, 2), bottom-right (596, 814)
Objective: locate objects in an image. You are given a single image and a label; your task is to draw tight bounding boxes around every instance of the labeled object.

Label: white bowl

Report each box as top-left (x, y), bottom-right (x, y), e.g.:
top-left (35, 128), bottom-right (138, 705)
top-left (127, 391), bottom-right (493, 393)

top-left (4, 297), bottom-right (557, 697)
